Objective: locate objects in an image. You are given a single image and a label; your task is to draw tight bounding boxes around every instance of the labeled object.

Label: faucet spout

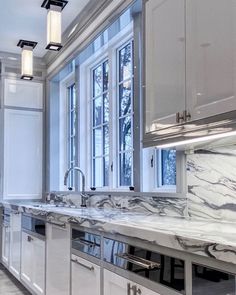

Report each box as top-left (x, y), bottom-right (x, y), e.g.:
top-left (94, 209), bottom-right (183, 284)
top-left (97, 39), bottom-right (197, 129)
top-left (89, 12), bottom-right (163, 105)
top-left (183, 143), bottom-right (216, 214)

top-left (64, 167), bottom-right (87, 207)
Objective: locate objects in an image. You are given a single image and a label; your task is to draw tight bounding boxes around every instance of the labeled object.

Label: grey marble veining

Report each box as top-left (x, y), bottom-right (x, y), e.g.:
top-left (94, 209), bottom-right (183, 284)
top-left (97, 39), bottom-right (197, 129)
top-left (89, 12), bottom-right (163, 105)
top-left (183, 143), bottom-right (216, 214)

top-left (187, 147), bottom-right (236, 222)
top-left (3, 201), bottom-right (236, 266)
top-left (48, 192), bottom-right (187, 218)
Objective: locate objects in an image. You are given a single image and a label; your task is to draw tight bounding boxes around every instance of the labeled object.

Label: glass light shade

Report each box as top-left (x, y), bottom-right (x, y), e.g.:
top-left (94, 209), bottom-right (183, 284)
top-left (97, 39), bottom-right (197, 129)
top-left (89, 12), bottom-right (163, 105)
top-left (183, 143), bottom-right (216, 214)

top-left (47, 9), bottom-right (62, 46)
top-left (21, 48), bottom-right (33, 79)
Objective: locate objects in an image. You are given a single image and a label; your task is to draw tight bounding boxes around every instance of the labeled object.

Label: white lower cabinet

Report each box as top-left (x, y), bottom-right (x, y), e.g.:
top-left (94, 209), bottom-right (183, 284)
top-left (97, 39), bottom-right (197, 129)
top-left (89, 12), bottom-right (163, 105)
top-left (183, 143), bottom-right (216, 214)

top-left (9, 212), bottom-right (21, 279)
top-left (21, 231), bottom-right (45, 295)
top-left (46, 222), bottom-right (70, 295)
top-left (104, 270), bottom-right (161, 295)
top-left (1, 222), bottom-right (10, 267)
top-left (71, 255), bottom-right (101, 295)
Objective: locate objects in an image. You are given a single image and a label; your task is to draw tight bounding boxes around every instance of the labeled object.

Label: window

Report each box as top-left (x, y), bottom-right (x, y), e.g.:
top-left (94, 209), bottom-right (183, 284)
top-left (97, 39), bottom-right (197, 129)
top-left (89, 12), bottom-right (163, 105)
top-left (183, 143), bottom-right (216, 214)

top-left (118, 41), bottom-right (134, 187)
top-left (89, 39), bottom-right (134, 190)
top-left (156, 149), bottom-right (176, 188)
top-left (48, 4), bottom-right (144, 193)
top-left (91, 60), bottom-right (109, 187)
top-left (67, 83), bottom-right (77, 188)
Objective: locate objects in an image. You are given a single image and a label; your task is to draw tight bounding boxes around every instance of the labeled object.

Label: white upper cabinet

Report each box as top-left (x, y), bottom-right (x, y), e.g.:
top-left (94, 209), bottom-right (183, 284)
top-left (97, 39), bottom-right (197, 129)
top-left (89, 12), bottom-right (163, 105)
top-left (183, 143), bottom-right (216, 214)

top-left (4, 79), bottom-right (43, 109)
top-left (3, 109), bottom-right (43, 199)
top-left (145, 0), bottom-right (186, 133)
top-left (186, 0), bottom-right (236, 120)
top-left (144, 0), bottom-right (236, 143)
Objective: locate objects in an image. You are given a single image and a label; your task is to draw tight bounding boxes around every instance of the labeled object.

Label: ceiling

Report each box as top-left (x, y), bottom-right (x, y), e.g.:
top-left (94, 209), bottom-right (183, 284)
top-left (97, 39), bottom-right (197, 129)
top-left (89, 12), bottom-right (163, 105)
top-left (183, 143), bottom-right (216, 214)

top-left (0, 0), bottom-right (90, 58)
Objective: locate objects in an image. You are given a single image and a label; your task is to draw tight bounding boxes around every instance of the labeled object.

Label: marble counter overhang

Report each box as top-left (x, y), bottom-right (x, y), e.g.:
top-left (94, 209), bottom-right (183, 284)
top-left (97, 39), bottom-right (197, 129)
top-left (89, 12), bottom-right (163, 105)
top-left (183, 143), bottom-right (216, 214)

top-left (2, 201), bottom-right (236, 266)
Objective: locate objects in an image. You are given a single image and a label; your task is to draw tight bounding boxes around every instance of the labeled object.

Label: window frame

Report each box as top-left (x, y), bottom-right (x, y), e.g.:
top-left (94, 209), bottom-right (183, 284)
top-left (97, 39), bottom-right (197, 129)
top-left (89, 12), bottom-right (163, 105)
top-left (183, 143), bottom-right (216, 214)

top-left (116, 39), bottom-right (134, 189)
top-left (79, 24), bottom-right (134, 191)
top-left (142, 147), bottom-right (186, 194)
top-left (58, 72), bottom-right (76, 191)
top-left (156, 149), bottom-right (177, 191)
top-left (67, 83), bottom-right (77, 188)
top-left (90, 58), bottom-right (110, 188)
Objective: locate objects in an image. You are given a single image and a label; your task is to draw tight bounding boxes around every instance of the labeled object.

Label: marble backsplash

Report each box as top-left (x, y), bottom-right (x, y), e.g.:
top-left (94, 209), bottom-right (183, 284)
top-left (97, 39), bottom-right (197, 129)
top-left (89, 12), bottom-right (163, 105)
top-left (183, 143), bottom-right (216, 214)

top-left (48, 192), bottom-right (187, 218)
top-left (49, 146), bottom-right (236, 222)
top-left (187, 147), bottom-right (236, 222)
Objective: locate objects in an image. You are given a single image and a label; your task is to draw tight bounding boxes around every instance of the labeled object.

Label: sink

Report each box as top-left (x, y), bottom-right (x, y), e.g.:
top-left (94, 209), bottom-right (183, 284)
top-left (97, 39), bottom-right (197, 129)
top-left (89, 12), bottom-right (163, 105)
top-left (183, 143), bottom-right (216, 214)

top-left (31, 203), bottom-right (57, 209)
top-left (30, 203), bottom-right (78, 210)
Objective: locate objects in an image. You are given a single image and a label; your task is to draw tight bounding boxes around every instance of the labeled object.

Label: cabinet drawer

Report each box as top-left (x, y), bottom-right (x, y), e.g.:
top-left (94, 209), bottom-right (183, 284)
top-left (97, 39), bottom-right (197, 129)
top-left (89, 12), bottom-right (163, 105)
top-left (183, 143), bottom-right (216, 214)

top-left (104, 269), bottom-right (161, 295)
top-left (71, 255), bottom-right (100, 295)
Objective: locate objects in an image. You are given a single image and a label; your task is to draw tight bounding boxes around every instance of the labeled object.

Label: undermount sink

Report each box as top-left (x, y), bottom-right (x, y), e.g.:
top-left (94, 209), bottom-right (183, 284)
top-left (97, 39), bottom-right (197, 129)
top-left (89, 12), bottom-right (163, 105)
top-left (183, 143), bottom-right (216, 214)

top-left (31, 203), bottom-right (57, 209)
top-left (31, 203), bottom-right (78, 209)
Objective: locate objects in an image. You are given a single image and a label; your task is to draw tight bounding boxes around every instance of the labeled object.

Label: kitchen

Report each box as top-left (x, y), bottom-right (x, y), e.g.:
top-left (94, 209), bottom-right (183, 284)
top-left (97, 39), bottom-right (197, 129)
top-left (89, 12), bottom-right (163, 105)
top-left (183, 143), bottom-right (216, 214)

top-left (0, 0), bottom-right (236, 294)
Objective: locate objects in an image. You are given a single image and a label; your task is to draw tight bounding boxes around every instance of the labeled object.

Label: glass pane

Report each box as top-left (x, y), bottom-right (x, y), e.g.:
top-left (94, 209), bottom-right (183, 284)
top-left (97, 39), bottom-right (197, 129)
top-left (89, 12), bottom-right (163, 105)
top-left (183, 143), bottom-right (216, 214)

top-left (103, 156), bottom-right (109, 187)
top-left (119, 81), bottom-right (132, 117)
top-left (73, 111), bottom-right (77, 136)
top-left (103, 125), bottom-right (109, 155)
top-left (93, 65), bottom-right (102, 97)
top-left (103, 93), bottom-right (109, 123)
top-left (70, 137), bottom-right (75, 161)
top-left (119, 9), bottom-right (132, 30)
top-left (72, 84), bottom-right (76, 108)
top-left (93, 96), bottom-right (102, 126)
top-left (93, 128), bottom-right (102, 157)
top-left (119, 116), bottom-right (132, 151)
top-left (161, 150), bottom-right (176, 186)
top-left (119, 43), bottom-right (132, 82)
top-left (192, 264), bottom-right (235, 295)
top-left (103, 60), bottom-right (109, 92)
top-left (70, 111), bottom-right (76, 137)
top-left (119, 152), bottom-right (132, 186)
top-left (93, 158), bottom-right (103, 187)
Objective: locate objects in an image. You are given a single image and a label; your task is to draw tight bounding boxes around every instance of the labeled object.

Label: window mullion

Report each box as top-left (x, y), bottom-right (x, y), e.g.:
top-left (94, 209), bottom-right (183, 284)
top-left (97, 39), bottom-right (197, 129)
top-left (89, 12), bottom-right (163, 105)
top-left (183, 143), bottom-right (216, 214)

top-left (108, 49), bottom-right (115, 189)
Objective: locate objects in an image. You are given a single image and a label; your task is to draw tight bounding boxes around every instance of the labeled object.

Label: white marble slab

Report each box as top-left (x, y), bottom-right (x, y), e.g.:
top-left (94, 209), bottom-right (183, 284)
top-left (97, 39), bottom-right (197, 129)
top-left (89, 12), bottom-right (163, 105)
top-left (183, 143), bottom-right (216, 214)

top-left (2, 201), bottom-right (236, 266)
top-left (187, 147), bottom-right (236, 222)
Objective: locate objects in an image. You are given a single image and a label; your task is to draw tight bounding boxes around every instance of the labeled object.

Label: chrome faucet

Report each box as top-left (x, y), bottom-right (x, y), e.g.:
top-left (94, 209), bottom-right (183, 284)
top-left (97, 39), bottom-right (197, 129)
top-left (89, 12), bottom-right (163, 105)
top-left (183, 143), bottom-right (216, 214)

top-left (64, 167), bottom-right (88, 207)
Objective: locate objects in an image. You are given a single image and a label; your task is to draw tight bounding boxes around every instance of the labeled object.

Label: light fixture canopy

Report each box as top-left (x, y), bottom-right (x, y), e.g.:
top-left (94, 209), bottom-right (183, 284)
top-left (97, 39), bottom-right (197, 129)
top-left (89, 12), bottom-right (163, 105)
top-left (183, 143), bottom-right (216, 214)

top-left (17, 40), bottom-right (37, 80)
top-left (41, 0), bottom-right (68, 51)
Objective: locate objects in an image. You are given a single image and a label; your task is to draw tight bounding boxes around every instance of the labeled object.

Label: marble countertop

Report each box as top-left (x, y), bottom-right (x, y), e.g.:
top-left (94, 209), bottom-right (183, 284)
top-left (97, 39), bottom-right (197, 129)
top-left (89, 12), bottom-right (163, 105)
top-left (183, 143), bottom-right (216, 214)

top-left (2, 201), bottom-right (236, 265)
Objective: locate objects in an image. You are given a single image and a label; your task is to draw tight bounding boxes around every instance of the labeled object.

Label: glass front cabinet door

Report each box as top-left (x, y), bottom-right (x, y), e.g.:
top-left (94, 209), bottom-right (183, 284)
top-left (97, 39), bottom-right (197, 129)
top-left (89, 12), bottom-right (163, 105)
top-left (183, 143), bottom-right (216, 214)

top-left (192, 264), bottom-right (236, 295)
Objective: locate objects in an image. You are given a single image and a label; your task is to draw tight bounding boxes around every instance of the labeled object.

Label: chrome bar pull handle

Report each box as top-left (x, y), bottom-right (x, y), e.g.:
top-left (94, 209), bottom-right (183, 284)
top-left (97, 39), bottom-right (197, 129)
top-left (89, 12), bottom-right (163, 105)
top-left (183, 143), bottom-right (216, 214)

top-left (116, 253), bottom-right (160, 270)
top-left (47, 221), bottom-right (66, 228)
top-left (127, 283), bottom-right (136, 295)
top-left (71, 258), bottom-right (94, 271)
top-left (183, 110), bottom-right (191, 122)
top-left (176, 112), bottom-right (184, 123)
